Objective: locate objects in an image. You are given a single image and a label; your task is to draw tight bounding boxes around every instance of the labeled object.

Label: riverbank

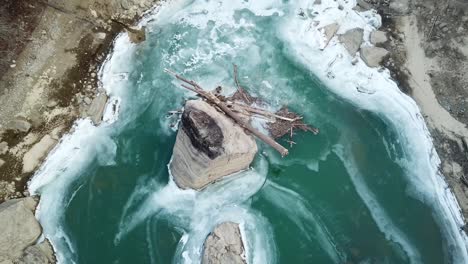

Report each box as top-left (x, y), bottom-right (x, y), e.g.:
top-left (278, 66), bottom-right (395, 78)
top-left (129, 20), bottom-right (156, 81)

top-left (364, 0), bottom-right (468, 222)
top-left (0, 0), bottom-right (158, 262)
top-left (0, 0), bottom-right (159, 201)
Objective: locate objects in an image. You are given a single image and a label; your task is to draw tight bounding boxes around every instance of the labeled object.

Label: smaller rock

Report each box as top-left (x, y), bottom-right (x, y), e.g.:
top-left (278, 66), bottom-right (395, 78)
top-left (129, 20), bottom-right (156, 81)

top-left (355, 0), bottom-right (372, 10)
top-left (0, 159), bottom-right (4, 168)
top-left (0, 141), bottom-right (8, 155)
top-left (84, 97), bottom-right (92, 105)
top-left (87, 93), bottom-right (108, 125)
top-left (127, 26), bottom-right (146, 44)
top-left (22, 135), bottom-right (57, 173)
top-left (370, 30), bottom-right (387, 45)
top-left (90, 72), bottom-right (97, 78)
top-left (10, 64), bottom-right (16, 68)
top-left (339, 28), bottom-right (364, 56)
top-left (320, 23), bottom-right (339, 49)
top-left (8, 119), bottom-right (32, 133)
top-left (360, 46), bottom-right (389, 67)
top-left (46, 100), bottom-right (58, 108)
top-left (313, 0), bottom-right (321, 4)
top-left (203, 222), bottom-right (246, 264)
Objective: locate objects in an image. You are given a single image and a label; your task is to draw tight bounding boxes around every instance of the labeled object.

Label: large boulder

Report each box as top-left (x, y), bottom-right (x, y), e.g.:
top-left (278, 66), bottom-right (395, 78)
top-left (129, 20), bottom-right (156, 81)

top-left (370, 30), bottom-right (388, 45)
top-left (202, 222), bottom-right (246, 264)
top-left (0, 197), bottom-right (41, 263)
top-left (170, 100), bottom-right (257, 190)
top-left (22, 135), bottom-right (57, 173)
top-left (339, 28), bottom-right (364, 56)
top-left (360, 46), bottom-right (389, 67)
top-left (18, 239), bottom-right (55, 264)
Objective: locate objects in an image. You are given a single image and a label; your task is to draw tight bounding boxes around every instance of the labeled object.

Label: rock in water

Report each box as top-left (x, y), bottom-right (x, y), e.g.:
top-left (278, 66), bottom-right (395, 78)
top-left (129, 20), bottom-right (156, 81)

top-left (202, 222), bottom-right (246, 264)
top-left (339, 28), bottom-right (364, 56)
top-left (0, 197), bottom-right (41, 263)
top-left (170, 100), bottom-right (257, 190)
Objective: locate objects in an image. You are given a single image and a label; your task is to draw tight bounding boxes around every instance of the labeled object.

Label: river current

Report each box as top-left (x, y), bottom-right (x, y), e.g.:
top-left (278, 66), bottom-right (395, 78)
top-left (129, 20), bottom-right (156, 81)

top-left (29, 0), bottom-right (468, 263)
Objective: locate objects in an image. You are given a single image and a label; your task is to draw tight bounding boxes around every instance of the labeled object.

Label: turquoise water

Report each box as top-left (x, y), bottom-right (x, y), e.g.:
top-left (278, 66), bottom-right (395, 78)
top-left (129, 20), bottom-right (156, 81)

top-left (30, 1), bottom-right (468, 263)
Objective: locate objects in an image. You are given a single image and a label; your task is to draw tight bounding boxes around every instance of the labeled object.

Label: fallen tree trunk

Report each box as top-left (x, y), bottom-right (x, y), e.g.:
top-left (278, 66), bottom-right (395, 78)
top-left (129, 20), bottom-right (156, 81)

top-left (165, 69), bottom-right (289, 157)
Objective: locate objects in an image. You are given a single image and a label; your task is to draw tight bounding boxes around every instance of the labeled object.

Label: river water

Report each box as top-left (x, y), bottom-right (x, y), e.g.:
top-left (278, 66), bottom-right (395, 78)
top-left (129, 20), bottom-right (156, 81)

top-left (29, 0), bottom-right (468, 263)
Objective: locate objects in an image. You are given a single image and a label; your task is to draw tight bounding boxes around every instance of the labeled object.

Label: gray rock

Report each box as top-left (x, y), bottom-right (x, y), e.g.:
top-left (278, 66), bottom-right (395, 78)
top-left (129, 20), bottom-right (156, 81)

top-left (127, 26), bottom-right (146, 44)
top-left (0, 142), bottom-right (8, 155)
top-left (320, 23), bottom-right (339, 49)
top-left (22, 135), bottom-right (57, 173)
top-left (355, 0), bottom-right (372, 10)
top-left (370, 30), bottom-right (388, 45)
top-left (0, 197), bottom-right (41, 263)
top-left (87, 93), bottom-right (108, 125)
top-left (339, 28), bottom-right (364, 56)
top-left (0, 159), bottom-right (4, 168)
top-left (7, 119), bottom-right (32, 133)
top-left (389, 0), bottom-right (410, 14)
top-left (170, 100), bottom-right (258, 190)
top-left (360, 46), bottom-right (389, 67)
top-left (18, 239), bottom-right (55, 264)
top-left (202, 222), bottom-right (246, 264)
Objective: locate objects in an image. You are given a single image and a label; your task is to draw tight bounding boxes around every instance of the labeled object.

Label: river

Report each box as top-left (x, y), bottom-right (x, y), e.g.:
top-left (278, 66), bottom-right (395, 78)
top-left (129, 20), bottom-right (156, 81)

top-left (29, 0), bottom-right (468, 263)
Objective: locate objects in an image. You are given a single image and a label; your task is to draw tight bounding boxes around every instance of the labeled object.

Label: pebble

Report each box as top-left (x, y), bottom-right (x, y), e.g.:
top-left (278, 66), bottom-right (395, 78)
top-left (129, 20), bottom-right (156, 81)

top-left (10, 64), bottom-right (16, 68)
top-left (84, 97), bottom-right (92, 105)
top-left (91, 72), bottom-right (96, 78)
top-left (0, 142), bottom-right (8, 155)
top-left (0, 159), bottom-right (5, 168)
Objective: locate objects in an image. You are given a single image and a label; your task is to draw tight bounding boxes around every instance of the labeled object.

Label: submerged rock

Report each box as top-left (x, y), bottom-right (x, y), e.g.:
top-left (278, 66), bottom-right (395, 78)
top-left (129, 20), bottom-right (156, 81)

top-left (202, 222), bottom-right (246, 264)
top-left (170, 100), bottom-right (257, 190)
top-left (339, 28), bottom-right (364, 56)
top-left (360, 46), bottom-right (389, 67)
top-left (0, 197), bottom-right (41, 263)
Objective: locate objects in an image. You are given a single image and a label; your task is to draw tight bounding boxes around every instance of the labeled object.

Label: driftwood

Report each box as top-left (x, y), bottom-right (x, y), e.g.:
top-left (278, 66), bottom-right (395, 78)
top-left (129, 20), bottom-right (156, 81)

top-left (165, 69), bottom-right (289, 156)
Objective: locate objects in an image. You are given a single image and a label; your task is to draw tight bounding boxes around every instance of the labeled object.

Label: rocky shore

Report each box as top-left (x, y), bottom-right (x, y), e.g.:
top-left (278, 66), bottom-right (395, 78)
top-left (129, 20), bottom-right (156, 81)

top-left (358, 0), bottom-right (468, 222)
top-left (0, 0), bottom-right (159, 261)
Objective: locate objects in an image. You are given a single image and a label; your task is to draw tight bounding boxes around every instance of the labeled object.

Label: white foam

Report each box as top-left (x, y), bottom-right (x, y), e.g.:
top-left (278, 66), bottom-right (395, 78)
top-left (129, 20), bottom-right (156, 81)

top-left (262, 180), bottom-right (345, 263)
top-left (276, 0), bottom-right (468, 261)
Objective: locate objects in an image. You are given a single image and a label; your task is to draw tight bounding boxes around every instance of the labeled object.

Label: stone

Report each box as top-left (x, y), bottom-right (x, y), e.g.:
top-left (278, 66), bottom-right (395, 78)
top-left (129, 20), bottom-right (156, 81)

top-left (370, 30), bottom-right (388, 45)
top-left (83, 97), bottom-right (92, 105)
top-left (46, 100), bottom-right (57, 108)
top-left (389, 0), bottom-right (410, 14)
top-left (360, 46), bottom-right (389, 67)
top-left (22, 135), bottom-right (57, 173)
top-left (7, 119), bottom-right (32, 133)
top-left (127, 26), bottom-right (146, 44)
top-left (320, 23), bottom-right (339, 49)
top-left (17, 239), bottom-right (55, 264)
top-left (355, 0), bottom-right (372, 10)
top-left (0, 159), bottom-right (4, 168)
top-left (339, 28), bottom-right (364, 56)
top-left (170, 100), bottom-right (258, 190)
top-left (0, 142), bottom-right (8, 155)
top-left (0, 197), bottom-right (41, 263)
top-left (87, 93), bottom-right (108, 125)
top-left (202, 222), bottom-right (246, 264)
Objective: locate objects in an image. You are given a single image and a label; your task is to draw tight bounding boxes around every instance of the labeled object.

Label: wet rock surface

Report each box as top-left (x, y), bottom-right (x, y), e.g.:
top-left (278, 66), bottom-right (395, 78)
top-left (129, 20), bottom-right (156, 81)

top-left (170, 100), bottom-right (257, 190)
top-left (202, 222), bottom-right (246, 264)
top-left (360, 46), bottom-right (389, 67)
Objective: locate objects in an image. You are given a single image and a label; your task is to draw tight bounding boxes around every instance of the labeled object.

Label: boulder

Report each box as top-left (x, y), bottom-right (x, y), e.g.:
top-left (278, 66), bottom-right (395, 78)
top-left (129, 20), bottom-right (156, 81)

top-left (360, 46), bottom-right (389, 67)
top-left (22, 135), bottom-right (57, 173)
top-left (127, 26), bottom-right (146, 44)
top-left (370, 30), bottom-right (388, 45)
top-left (87, 93), bottom-right (108, 125)
top-left (339, 28), bottom-right (364, 56)
top-left (7, 119), bottom-right (32, 133)
top-left (202, 222), bottom-right (246, 264)
top-left (0, 197), bottom-right (41, 263)
top-left (0, 142), bottom-right (8, 155)
top-left (170, 100), bottom-right (257, 190)
top-left (18, 239), bottom-right (55, 264)
top-left (320, 23), bottom-right (339, 49)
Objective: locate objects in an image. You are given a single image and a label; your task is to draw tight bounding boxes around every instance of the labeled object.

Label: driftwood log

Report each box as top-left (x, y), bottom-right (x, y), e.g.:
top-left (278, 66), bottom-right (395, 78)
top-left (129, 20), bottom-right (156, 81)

top-left (165, 69), bottom-right (289, 156)
top-left (165, 67), bottom-right (320, 157)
